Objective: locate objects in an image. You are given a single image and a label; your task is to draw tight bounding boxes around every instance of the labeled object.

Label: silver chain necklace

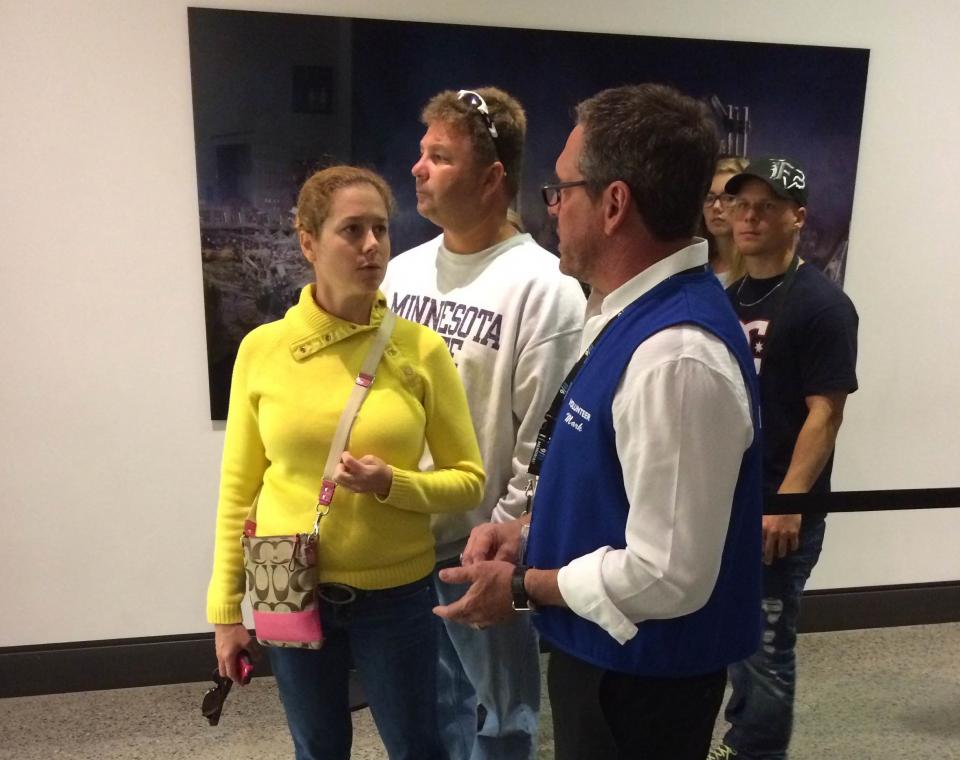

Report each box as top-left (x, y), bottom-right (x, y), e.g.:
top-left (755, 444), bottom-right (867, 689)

top-left (737, 276), bottom-right (784, 307)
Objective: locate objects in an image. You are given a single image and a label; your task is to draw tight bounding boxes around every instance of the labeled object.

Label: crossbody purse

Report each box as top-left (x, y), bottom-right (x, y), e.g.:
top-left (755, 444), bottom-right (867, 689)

top-left (240, 310), bottom-right (396, 648)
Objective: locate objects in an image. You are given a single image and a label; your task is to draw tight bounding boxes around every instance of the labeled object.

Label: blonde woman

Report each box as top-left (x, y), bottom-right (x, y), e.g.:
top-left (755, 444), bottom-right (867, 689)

top-left (702, 156), bottom-right (750, 286)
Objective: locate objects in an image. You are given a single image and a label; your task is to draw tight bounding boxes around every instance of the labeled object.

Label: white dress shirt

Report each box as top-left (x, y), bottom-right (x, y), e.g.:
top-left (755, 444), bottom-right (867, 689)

top-left (556, 240), bottom-right (755, 645)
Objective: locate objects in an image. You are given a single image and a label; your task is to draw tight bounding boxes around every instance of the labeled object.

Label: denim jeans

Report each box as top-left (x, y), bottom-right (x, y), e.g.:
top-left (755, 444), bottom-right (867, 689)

top-left (723, 516), bottom-right (826, 759)
top-left (434, 556), bottom-right (540, 760)
top-left (267, 575), bottom-right (447, 760)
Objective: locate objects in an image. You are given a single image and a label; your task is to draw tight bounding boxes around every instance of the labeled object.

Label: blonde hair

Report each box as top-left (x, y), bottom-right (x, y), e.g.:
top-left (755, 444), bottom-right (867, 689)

top-left (296, 166), bottom-right (395, 236)
top-left (705, 156), bottom-right (749, 281)
top-left (421, 86), bottom-right (527, 200)
top-left (716, 156), bottom-right (749, 176)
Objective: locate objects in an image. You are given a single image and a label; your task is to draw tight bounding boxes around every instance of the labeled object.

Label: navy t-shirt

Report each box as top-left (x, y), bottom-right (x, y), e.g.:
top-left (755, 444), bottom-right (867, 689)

top-left (728, 262), bottom-right (858, 497)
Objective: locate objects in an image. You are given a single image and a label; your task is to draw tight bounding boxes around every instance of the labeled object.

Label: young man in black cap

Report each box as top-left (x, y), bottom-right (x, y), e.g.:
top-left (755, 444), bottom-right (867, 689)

top-left (709, 158), bottom-right (859, 760)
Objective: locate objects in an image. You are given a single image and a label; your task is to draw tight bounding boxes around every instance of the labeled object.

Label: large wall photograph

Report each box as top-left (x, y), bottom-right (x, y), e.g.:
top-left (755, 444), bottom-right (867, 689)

top-left (187, 7), bottom-right (870, 419)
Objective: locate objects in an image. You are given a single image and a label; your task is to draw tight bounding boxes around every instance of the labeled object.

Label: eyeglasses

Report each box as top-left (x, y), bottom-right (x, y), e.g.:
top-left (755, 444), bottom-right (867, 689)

top-left (541, 180), bottom-right (588, 207)
top-left (457, 90), bottom-right (502, 164)
top-left (730, 198), bottom-right (786, 218)
top-left (704, 192), bottom-right (735, 208)
top-left (201, 668), bottom-right (233, 726)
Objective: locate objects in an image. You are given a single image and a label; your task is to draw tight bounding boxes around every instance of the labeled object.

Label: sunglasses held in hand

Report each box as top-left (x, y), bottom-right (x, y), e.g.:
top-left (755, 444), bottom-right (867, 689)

top-left (201, 651), bottom-right (253, 726)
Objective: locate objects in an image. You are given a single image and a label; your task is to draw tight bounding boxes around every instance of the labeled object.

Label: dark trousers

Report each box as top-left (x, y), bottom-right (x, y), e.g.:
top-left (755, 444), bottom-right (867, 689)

top-left (548, 648), bottom-right (726, 760)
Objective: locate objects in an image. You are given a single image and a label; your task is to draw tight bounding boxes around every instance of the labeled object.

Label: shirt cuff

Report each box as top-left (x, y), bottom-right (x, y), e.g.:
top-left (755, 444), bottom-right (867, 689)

top-left (557, 547), bottom-right (638, 645)
top-left (490, 502), bottom-right (523, 524)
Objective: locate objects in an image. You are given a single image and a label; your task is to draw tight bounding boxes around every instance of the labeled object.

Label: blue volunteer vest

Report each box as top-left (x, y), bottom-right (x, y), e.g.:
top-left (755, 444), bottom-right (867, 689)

top-left (526, 268), bottom-right (762, 677)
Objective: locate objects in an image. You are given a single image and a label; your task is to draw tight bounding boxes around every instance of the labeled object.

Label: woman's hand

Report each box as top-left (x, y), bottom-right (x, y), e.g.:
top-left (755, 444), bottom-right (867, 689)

top-left (214, 623), bottom-right (252, 684)
top-left (335, 452), bottom-right (393, 499)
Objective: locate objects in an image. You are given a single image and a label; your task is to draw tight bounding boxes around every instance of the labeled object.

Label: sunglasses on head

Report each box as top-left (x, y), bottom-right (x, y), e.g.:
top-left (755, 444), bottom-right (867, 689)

top-left (457, 89), bottom-right (503, 165)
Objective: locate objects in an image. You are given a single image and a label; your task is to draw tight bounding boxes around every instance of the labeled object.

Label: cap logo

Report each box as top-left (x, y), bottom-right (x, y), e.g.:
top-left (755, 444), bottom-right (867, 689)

top-left (767, 159), bottom-right (806, 192)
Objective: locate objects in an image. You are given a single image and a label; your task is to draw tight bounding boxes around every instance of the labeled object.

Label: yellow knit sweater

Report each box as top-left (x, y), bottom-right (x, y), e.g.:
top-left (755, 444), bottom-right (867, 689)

top-left (206, 286), bottom-right (485, 624)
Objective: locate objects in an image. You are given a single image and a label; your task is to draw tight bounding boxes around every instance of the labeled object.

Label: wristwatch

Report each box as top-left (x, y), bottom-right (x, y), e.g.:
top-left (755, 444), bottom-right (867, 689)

top-left (511, 564), bottom-right (536, 612)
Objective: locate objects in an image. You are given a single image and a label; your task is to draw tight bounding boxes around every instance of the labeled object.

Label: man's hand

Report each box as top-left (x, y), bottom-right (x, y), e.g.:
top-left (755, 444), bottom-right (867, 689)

top-left (214, 623), bottom-right (253, 685)
top-left (335, 452), bottom-right (392, 499)
top-left (434, 560), bottom-right (516, 628)
top-left (762, 513), bottom-right (802, 565)
top-left (461, 519), bottom-right (525, 565)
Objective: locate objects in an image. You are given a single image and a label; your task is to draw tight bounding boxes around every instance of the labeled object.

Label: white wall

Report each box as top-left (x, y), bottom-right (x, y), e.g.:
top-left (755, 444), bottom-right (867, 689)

top-left (2, 0), bottom-right (958, 648)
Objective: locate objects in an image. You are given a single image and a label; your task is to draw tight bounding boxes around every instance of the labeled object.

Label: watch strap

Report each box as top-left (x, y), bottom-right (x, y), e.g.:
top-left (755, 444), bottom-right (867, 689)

top-left (511, 564), bottom-right (535, 612)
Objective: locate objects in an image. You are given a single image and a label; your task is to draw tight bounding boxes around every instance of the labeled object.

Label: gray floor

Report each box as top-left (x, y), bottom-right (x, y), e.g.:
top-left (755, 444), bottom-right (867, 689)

top-left (2, 623), bottom-right (958, 759)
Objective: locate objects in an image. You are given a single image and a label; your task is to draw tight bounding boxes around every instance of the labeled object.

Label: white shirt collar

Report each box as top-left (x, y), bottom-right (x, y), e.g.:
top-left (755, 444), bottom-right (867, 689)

top-left (581, 238), bottom-right (708, 352)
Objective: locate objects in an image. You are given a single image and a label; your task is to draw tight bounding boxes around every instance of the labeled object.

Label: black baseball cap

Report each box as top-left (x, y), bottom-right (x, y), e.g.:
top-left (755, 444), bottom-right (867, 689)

top-left (725, 156), bottom-right (808, 206)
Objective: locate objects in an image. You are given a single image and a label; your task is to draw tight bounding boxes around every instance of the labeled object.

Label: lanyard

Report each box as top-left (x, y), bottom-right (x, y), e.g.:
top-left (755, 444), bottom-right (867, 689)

top-left (522, 310), bottom-right (620, 514)
top-left (527, 313), bottom-right (619, 481)
top-left (523, 264), bottom-right (708, 513)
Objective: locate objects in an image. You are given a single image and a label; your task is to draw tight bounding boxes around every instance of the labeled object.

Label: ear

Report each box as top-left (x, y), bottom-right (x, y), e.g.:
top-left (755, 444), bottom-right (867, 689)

top-left (793, 206), bottom-right (807, 231)
top-left (299, 229), bottom-right (316, 263)
top-left (602, 180), bottom-right (632, 235)
top-left (480, 161), bottom-right (507, 200)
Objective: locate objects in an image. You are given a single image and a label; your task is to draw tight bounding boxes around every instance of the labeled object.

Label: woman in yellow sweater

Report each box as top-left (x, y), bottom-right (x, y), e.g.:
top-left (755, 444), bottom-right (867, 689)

top-left (206, 166), bottom-right (485, 760)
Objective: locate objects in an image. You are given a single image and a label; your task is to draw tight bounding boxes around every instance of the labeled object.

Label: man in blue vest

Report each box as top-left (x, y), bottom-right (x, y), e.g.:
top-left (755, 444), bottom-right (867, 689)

top-left (435, 83), bottom-right (765, 760)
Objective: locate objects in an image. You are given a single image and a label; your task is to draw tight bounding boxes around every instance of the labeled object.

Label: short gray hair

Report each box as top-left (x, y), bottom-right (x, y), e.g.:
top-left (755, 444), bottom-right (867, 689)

top-left (576, 84), bottom-right (719, 241)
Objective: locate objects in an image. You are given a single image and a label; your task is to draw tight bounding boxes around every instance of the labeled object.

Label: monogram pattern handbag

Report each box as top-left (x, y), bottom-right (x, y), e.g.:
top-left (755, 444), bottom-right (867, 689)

top-left (241, 310), bottom-right (396, 648)
top-left (242, 528), bottom-right (323, 648)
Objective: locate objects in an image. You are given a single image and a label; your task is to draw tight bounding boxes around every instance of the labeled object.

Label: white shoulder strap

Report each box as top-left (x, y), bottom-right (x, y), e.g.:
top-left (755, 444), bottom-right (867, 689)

top-left (245, 310), bottom-right (397, 532)
top-left (317, 310), bottom-right (397, 508)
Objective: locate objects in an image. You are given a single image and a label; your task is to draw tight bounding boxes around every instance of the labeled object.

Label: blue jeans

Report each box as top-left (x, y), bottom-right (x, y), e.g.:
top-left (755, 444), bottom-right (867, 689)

top-left (267, 576), bottom-right (446, 760)
top-left (434, 556), bottom-right (540, 760)
top-left (723, 516), bottom-right (826, 759)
